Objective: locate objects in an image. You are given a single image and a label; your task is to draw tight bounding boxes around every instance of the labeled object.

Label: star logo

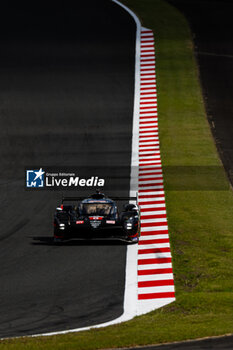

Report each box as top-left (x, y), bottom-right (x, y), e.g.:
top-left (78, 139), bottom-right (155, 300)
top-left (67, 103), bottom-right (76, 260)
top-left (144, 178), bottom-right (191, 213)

top-left (26, 168), bottom-right (45, 188)
top-left (33, 168), bottom-right (45, 181)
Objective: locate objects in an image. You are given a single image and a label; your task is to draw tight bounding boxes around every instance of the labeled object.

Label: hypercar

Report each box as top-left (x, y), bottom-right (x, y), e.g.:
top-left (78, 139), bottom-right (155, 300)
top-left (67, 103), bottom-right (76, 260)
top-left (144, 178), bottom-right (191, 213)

top-left (53, 191), bottom-right (140, 243)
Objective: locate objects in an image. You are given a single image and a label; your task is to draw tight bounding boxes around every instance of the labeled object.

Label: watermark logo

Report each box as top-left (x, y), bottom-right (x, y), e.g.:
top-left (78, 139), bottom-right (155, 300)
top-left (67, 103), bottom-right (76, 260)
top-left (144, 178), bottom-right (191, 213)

top-left (26, 168), bottom-right (45, 188)
top-left (25, 167), bottom-right (105, 189)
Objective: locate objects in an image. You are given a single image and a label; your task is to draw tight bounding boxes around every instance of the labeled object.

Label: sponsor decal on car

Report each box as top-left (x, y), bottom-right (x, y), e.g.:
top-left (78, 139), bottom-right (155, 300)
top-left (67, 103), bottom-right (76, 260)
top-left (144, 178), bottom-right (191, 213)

top-left (89, 216), bottom-right (103, 221)
top-left (106, 220), bottom-right (115, 224)
top-left (76, 220), bottom-right (84, 224)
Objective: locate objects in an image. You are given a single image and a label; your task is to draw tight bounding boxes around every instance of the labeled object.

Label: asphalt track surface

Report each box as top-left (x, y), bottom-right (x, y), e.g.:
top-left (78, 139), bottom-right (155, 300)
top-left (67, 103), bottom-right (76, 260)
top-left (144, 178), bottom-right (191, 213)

top-left (168, 0), bottom-right (233, 186)
top-left (0, 1), bottom-right (136, 338)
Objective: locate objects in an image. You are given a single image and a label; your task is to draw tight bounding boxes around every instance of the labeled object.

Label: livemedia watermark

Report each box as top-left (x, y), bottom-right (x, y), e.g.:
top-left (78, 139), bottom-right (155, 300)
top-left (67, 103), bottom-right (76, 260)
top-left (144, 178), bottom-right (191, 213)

top-left (26, 168), bottom-right (105, 189)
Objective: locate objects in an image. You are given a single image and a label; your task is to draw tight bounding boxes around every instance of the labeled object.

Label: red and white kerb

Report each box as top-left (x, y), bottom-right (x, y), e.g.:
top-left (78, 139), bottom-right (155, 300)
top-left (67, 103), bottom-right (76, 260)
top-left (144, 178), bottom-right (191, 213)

top-left (137, 28), bottom-right (175, 312)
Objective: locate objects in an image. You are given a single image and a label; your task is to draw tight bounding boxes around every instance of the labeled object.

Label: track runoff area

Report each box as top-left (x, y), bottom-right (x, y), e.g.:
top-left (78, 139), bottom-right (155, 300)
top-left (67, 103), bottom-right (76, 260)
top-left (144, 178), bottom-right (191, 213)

top-left (33, 1), bottom-right (175, 338)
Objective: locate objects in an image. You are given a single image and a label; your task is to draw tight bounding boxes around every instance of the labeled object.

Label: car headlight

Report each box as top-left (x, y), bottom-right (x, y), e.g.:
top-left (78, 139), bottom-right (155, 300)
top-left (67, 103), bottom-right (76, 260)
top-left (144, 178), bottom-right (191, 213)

top-left (126, 223), bottom-right (133, 229)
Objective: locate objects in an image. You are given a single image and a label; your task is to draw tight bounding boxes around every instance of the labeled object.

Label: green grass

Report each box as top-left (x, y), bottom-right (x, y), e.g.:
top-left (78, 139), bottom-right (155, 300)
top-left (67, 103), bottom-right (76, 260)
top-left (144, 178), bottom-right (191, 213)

top-left (1, 0), bottom-right (233, 348)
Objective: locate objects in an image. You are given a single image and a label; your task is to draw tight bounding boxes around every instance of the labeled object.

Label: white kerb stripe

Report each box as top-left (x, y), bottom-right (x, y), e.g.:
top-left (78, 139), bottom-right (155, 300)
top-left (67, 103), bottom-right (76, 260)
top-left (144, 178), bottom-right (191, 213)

top-left (138, 263), bottom-right (172, 270)
top-left (141, 225), bottom-right (168, 232)
top-left (139, 234), bottom-right (169, 241)
top-left (139, 252), bottom-right (171, 259)
top-left (138, 286), bottom-right (174, 294)
top-left (138, 274), bottom-right (173, 282)
top-left (138, 243), bottom-right (170, 249)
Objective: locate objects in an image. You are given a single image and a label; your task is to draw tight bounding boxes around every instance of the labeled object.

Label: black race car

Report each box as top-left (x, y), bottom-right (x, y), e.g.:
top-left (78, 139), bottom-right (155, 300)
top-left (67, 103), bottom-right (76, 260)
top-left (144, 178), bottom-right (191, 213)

top-left (53, 191), bottom-right (140, 243)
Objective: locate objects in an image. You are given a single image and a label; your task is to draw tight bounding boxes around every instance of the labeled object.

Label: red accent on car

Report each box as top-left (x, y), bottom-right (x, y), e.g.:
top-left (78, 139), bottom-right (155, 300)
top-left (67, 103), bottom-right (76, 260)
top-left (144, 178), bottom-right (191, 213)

top-left (128, 231), bottom-right (139, 238)
top-left (60, 204), bottom-right (63, 210)
top-left (76, 220), bottom-right (84, 224)
top-left (89, 216), bottom-right (103, 221)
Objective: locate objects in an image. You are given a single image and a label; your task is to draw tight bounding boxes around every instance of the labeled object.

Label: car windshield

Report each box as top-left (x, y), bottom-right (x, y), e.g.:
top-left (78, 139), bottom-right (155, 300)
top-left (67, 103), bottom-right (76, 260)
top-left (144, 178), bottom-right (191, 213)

top-left (81, 203), bottom-right (114, 216)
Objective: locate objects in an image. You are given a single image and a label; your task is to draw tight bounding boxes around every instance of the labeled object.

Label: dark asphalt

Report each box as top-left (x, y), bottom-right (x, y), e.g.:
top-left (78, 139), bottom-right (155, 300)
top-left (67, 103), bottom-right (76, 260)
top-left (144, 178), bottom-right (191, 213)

top-left (168, 0), bottom-right (233, 185)
top-left (0, 1), bottom-right (136, 337)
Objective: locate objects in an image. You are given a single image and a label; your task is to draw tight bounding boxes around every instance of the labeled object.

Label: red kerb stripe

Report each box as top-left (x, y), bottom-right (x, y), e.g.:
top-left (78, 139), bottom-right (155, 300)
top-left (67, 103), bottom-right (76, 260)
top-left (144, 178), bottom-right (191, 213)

top-left (141, 58), bottom-right (155, 61)
top-left (140, 110), bottom-right (157, 114)
top-left (139, 200), bottom-right (165, 205)
top-left (140, 91), bottom-right (156, 95)
top-left (141, 82), bottom-right (156, 86)
top-left (141, 69), bottom-right (156, 72)
top-left (140, 132), bottom-right (158, 136)
top-left (140, 106), bottom-right (157, 110)
top-left (139, 115), bottom-right (157, 119)
top-left (138, 292), bottom-right (175, 300)
top-left (139, 184), bottom-right (163, 189)
top-left (138, 257), bottom-right (172, 265)
top-left (140, 125), bottom-right (158, 129)
top-left (139, 188), bottom-right (163, 193)
top-left (140, 229), bottom-right (169, 236)
top-left (138, 280), bottom-right (174, 288)
top-left (138, 247), bottom-right (170, 254)
top-left (139, 177), bottom-right (162, 182)
top-left (140, 208), bottom-right (165, 213)
top-left (138, 194), bottom-right (164, 198)
top-left (141, 222), bottom-right (167, 228)
top-left (138, 239), bottom-right (170, 245)
top-left (141, 78), bottom-right (156, 81)
top-left (141, 69), bottom-right (156, 78)
top-left (141, 47), bottom-right (154, 51)
top-left (141, 214), bottom-right (167, 220)
top-left (141, 43), bottom-right (154, 47)
top-left (140, 87), bottom-right (157, 90)
top-left (138, 268), bottom-right (173, 275)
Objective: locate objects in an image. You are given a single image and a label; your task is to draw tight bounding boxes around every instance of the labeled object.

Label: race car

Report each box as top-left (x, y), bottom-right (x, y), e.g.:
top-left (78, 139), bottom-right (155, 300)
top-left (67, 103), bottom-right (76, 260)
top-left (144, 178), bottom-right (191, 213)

top-left (53, 191), bottom-right (140, 243)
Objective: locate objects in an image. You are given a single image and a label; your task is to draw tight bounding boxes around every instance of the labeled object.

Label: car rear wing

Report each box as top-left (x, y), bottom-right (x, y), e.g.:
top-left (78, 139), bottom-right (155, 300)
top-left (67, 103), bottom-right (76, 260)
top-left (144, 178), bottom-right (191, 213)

top-left (62, 196), bottom-right (87, 203)
top-left (61, 193), bottom-right (138, 204)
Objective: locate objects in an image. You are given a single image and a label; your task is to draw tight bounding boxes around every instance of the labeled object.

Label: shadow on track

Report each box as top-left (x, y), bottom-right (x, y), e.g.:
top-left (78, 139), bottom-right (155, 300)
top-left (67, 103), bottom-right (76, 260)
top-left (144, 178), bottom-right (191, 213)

top-left (31, 236), bottom-right (128, 246)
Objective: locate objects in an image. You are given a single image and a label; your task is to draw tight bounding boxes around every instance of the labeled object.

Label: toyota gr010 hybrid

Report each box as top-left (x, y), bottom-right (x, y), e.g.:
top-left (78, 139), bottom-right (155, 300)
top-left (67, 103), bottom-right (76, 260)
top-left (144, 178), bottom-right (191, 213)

top-left (53, 191), bottom-right (140, 243)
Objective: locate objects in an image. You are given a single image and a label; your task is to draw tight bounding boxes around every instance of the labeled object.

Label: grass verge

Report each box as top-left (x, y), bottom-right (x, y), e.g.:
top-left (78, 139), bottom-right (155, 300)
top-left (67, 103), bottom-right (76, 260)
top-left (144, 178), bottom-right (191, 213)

top-left (1, 0), bottom-right (233, 348)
